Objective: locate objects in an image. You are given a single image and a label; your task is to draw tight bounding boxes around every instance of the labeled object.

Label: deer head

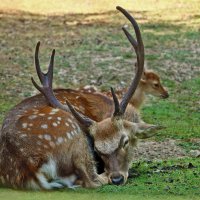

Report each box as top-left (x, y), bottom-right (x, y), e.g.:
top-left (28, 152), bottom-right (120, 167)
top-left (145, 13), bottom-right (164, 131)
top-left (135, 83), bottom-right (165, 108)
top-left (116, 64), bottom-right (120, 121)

top-left (32, 6), bottom-right (160, 186)
top-left (140, 70), bottom-right (169, 99)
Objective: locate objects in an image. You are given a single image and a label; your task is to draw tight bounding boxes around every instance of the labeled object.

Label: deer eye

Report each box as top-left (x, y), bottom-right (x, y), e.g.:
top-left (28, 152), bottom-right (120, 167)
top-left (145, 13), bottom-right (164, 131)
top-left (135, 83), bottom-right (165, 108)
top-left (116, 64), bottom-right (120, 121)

top-left (123, 140), bottom-right (129, 148)
top-left (153, 83), bottom-right (159, 88)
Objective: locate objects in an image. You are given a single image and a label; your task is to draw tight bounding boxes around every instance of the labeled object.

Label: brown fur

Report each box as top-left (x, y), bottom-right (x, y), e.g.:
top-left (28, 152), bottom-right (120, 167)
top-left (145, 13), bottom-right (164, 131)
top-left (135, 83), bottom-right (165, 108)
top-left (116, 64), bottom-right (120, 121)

top-left (0, 95), bottom-right (107, 189)
top-left (0, 89), bottom-right (158, 189)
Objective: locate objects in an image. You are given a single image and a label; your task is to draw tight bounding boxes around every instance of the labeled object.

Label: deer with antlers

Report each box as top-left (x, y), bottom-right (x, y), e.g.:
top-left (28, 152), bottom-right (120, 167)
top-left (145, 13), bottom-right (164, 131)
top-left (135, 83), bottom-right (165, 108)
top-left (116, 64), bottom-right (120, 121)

top-left (0, 6), bottom-right (160, 190)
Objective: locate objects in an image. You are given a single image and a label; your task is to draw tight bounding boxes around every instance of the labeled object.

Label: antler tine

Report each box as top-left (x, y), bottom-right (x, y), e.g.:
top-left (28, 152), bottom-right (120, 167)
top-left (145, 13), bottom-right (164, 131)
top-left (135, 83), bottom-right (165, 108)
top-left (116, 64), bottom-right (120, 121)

top-left (35, 42), bottom-right (45, 84)
top-left (122, 27), bottom-right (138, 56)
top-left (116, 6), bottom-right (144, 57)
top-left (31, 42), bottom-right (69, 112)
top-left (116, 6), bottom-right (145, 115)
top-left (110, 87), bottom-right (121, 117)
top-left (47, 47), bottom-right (55, 88)
top-left (34, 41), bottom-right (54, 88)
top-left (65, 99), bottom-right (93, 128)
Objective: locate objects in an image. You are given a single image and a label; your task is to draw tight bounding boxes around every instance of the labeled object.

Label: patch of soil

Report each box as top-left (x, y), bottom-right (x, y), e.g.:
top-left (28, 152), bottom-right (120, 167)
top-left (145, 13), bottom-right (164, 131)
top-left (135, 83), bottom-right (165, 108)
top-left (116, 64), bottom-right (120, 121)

top-left (132, 139), bottom-right (187, 160)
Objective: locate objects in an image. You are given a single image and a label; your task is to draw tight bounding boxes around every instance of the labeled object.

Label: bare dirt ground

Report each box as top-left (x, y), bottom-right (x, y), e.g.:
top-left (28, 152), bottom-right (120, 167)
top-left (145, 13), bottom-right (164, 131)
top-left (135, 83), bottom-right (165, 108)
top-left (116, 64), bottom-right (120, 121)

top-left (133, 139), bottom-right (186, 160)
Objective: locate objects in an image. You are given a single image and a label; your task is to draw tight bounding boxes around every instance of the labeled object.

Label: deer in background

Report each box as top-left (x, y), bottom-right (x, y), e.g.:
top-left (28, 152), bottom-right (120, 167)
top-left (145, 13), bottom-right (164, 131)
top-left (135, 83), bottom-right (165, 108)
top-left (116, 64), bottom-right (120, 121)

top-left (82, 67), bottom-right (169, 109)
top-left (0, 7), bottom-right (161, 190)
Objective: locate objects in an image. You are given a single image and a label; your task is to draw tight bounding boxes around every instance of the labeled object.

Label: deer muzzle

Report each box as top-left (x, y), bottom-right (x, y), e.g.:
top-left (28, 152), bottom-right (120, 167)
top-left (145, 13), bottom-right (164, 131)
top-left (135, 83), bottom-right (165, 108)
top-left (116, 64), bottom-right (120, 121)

top-left (111, 174), bottom-right (124, 185)
top-left (109, 171), bottom-right (125, 185)
top-left (161, 91), bottom-right (169, 99)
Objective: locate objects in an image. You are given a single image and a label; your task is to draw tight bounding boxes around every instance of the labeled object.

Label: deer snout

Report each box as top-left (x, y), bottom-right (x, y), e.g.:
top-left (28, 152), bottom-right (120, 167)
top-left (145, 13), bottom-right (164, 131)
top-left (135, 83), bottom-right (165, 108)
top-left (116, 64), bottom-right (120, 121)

top-left (161, 91), bottom-right (169, 99)
top-left (160, 87), bottom-right (169, 99)
top-left (110, 174), bottom-right (124, 185)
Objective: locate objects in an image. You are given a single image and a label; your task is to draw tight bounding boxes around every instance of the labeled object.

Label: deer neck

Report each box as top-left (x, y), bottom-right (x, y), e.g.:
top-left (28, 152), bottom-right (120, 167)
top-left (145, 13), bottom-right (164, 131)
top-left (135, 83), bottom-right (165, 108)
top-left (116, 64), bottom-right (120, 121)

top-left (128, 83), bottom-right (145, 109)
top-left (124, 104), bottom-right (142, 123)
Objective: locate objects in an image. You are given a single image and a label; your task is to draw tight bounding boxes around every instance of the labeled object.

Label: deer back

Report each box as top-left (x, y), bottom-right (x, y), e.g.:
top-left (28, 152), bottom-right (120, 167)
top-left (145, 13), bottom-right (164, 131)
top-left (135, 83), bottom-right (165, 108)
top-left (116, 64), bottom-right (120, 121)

top-left (0, 94), bottom-right (98, 189)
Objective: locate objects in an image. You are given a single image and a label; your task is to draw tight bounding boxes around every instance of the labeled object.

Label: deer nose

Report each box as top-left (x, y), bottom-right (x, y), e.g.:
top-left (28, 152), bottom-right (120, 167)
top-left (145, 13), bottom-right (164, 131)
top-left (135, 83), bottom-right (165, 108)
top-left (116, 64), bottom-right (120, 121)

top-left (161, 92), bottom-right (169, 99)
top-left (111, 175), bottom-right (124, 185)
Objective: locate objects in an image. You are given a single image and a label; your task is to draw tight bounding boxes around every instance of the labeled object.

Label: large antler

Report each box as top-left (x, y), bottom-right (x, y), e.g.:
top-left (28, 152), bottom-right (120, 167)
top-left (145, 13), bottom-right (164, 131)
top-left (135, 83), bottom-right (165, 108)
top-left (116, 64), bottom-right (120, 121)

top-left (31, 42), bottom-right (69, 112)
top-left (31, 42), bottom-right (93, 128)
top-left (112, 6), bottom-right (144, 116)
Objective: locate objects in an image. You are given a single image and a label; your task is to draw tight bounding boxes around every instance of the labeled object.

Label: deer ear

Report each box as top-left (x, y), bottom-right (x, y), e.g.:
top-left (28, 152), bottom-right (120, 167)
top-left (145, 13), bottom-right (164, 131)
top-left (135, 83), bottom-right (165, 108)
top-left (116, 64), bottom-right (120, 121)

top-left (140, 79), bottom-right (146, 84)
top-left (141, 70), bottom-right (147, 80)
top-left (136, 123), bottom-right (165, 139)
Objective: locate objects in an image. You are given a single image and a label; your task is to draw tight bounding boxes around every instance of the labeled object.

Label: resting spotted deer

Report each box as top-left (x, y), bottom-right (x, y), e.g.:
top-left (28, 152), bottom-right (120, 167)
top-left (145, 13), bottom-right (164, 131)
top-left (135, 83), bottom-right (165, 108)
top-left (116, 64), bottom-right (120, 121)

top-left (81, 67), bottom-right (169, 110)
top-left (0, 6), bottom-right (160, 190)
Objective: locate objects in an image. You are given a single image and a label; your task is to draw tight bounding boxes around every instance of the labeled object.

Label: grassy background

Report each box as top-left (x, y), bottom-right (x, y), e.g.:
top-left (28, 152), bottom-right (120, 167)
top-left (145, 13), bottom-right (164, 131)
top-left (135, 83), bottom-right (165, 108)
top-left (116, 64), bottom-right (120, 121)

top-left (1, 189), bottom-right (199, 200)
top-left (0, 0), bottom-right (200, 198)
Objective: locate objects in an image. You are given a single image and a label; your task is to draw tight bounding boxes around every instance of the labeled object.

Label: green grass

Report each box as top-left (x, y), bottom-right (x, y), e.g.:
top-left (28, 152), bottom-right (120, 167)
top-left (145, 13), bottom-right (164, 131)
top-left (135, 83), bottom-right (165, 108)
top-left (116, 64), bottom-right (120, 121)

top-left (0, 158), bottom-right (199, 199)
top-left (93, 158), bottom-right (200, 196)
top-left (0, 191), bottom-right (199, 200)
top-left (142, 78), bottom-right (200, 140)
top-left (0, 0), bottom-right (200, 198)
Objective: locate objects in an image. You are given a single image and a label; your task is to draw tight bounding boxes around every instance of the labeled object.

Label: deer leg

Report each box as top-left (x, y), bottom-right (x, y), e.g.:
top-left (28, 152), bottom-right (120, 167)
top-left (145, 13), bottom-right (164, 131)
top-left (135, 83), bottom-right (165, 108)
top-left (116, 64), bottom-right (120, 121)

top-left (96, 172), bottom-right (109, 185)
top-left (35, 173), bottom-right (64, 190)
top-left (52, 174), bottom-right (80, 189)
top-left (76, 168), bottom-right (108, 187)
top-left (75, 164), bottom-right (101, 188)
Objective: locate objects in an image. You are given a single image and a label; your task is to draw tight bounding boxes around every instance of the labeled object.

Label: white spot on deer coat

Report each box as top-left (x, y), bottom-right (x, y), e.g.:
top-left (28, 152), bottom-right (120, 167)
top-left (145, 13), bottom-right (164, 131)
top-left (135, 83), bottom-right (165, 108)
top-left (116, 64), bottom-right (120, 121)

top-left (57, 137), bottom-right (64, 144)
top-left (41, 124), bottom-right (48, 129)
top-left (67, 119), bottom-right (72, 123)
top-left (50, 108), bottom-right (59, 115)
top-left (22, 123), bottom-right (28, 128)
top-left (74, 123), bottom-right (81, 132)
top-left (52, 108), bottom-right (59, 112)
top-left (29, 115), bottom-right (37, 120)
top-left (66, 132), bottom-right (72, 139)
top-left (19, 134), bottom-right (27, 138)
top-left (33, 110), bottom-right (39, 114)
top-left (52, 122), bottom-right (57, 127)
top-left (38, 135), bottom-right (43, 139)
top-left (44, 134), bottom-right (51, 141)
